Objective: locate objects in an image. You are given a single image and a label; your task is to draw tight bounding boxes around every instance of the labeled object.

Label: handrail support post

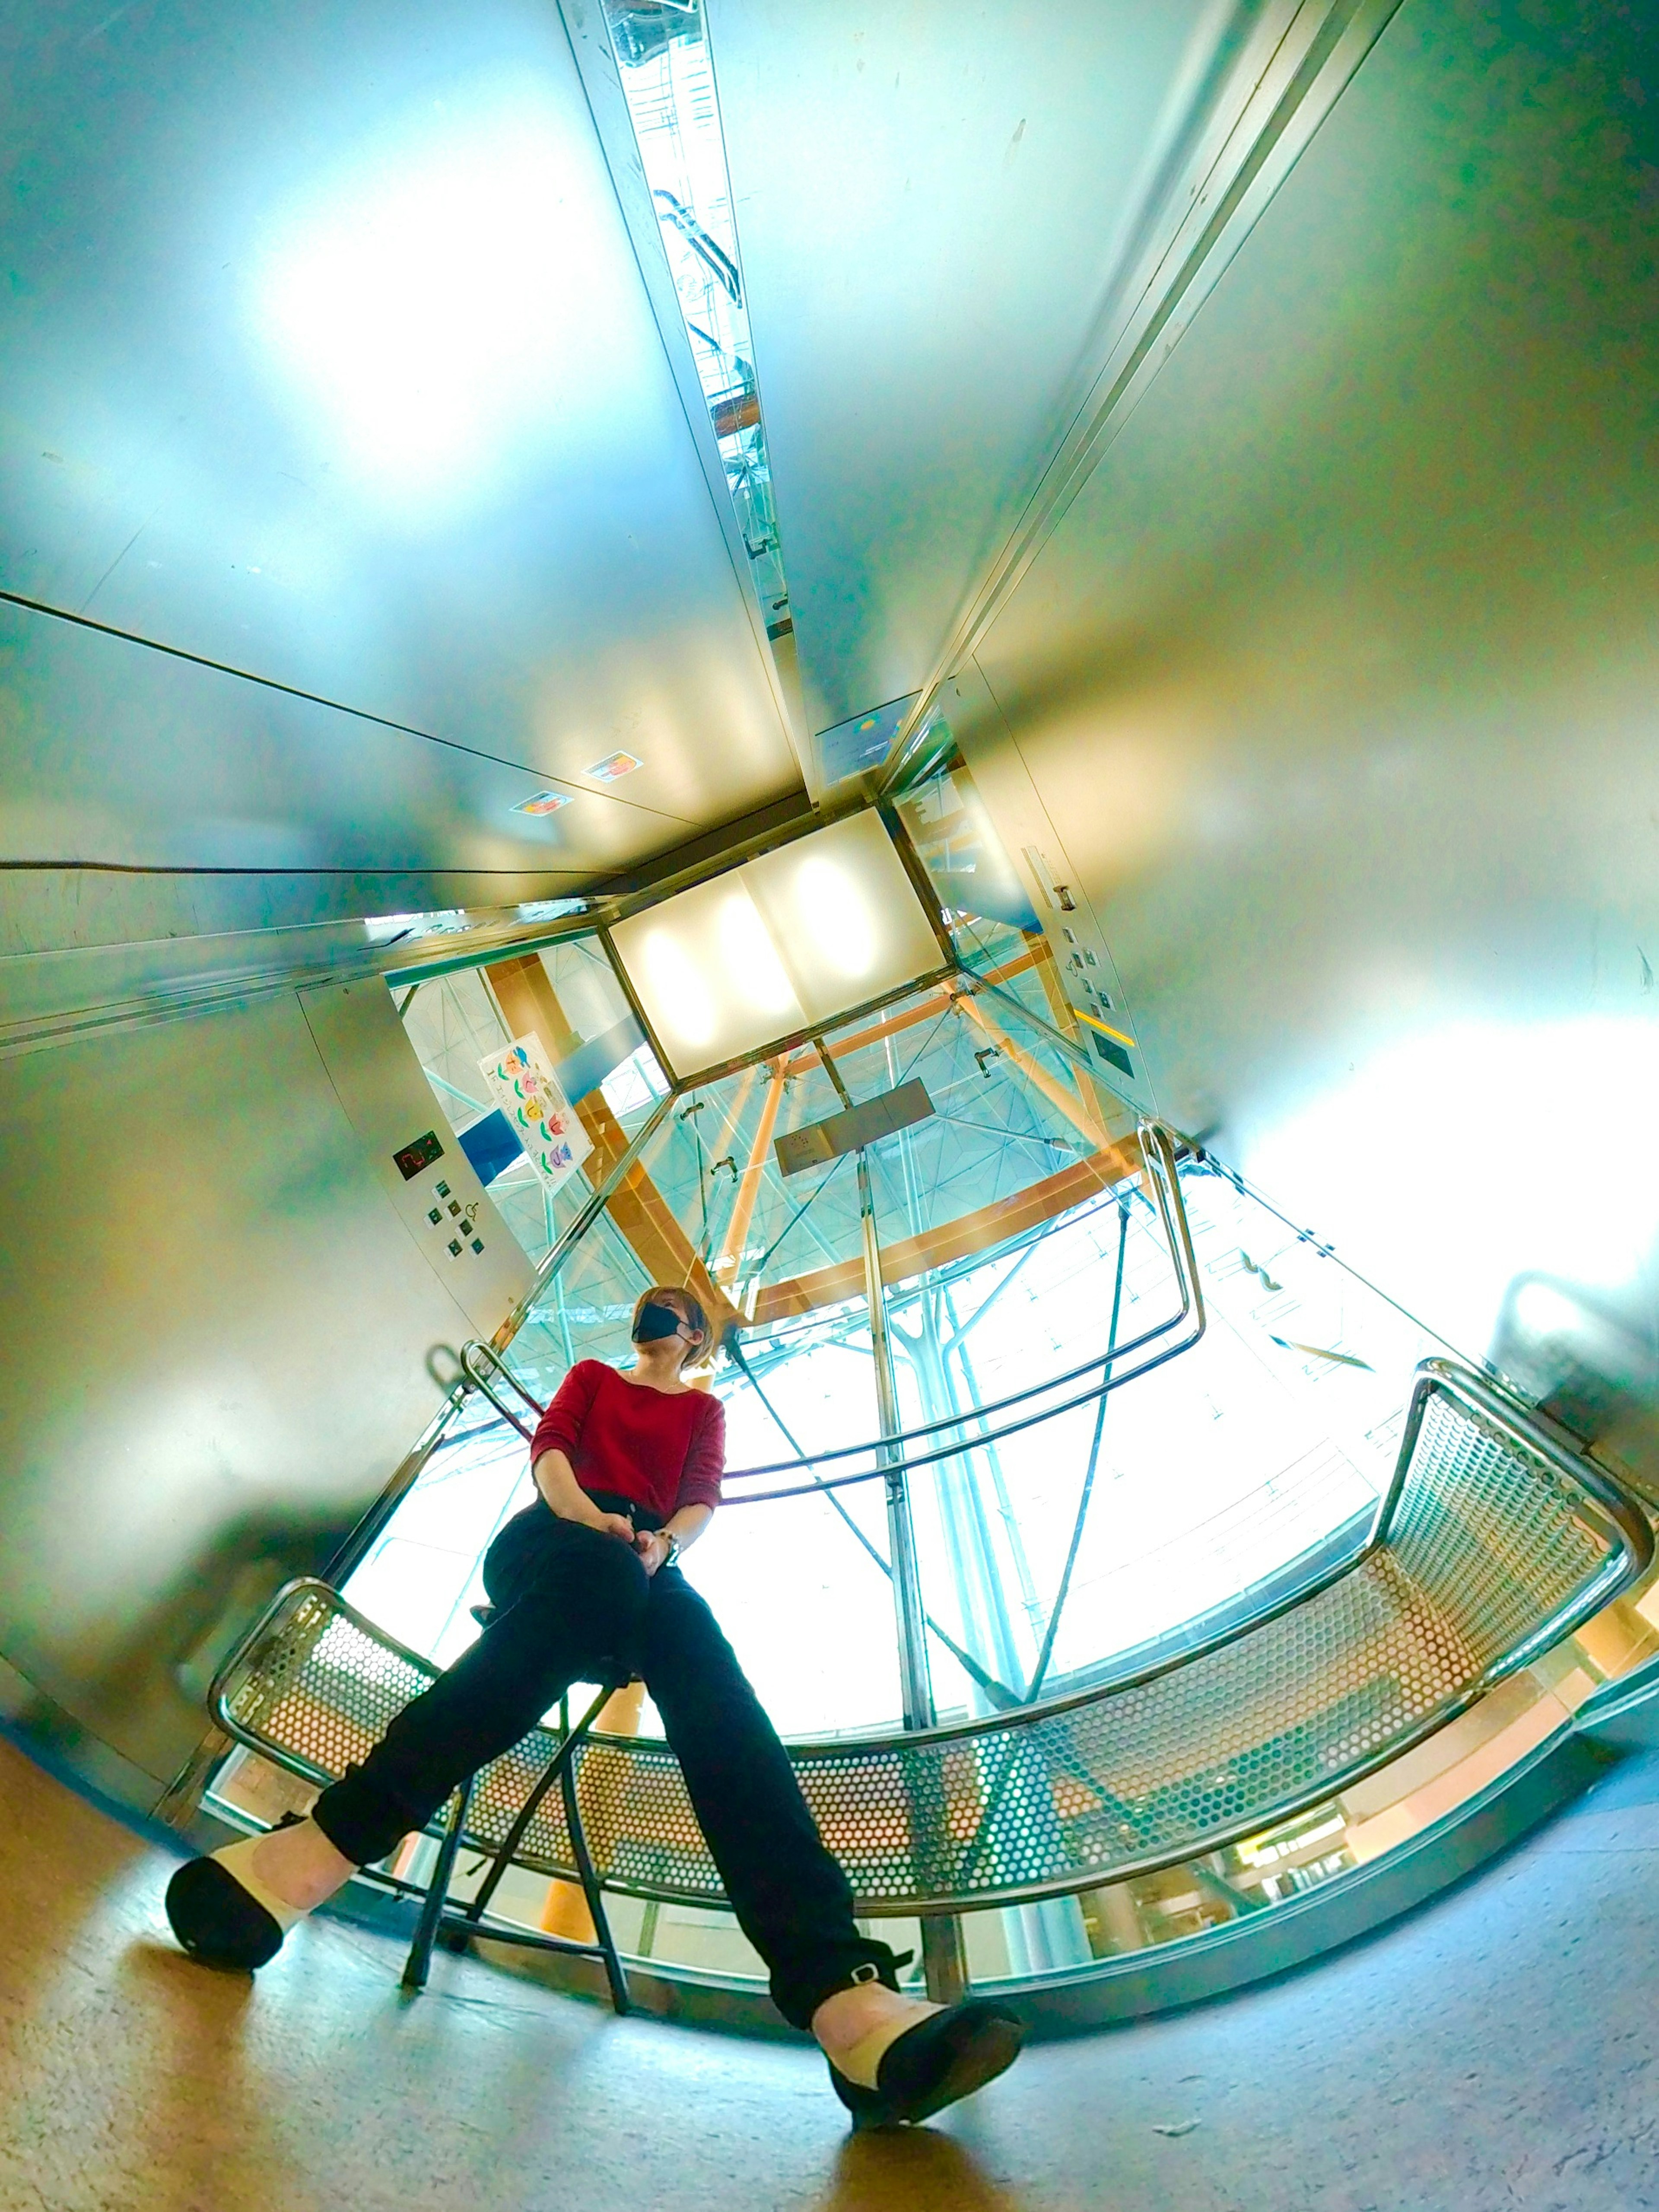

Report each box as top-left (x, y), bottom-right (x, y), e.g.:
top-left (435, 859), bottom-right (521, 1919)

top-left (858, 1148), bottom-right (969, 2004)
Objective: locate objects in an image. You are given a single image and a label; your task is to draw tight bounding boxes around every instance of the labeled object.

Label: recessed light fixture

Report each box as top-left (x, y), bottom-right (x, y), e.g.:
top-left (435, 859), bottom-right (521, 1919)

top-left (584, 750), bottom-right (642, 782)
top-left (512, 790), bottom-right (572, 815)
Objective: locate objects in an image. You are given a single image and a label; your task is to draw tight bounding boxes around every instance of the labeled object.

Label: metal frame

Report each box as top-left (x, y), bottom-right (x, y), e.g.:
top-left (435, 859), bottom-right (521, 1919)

top-left (458, 1122), bottom-right (1203, 1497)
top-left (496, 1090), bottom-right (678, 1345)
top-left (591, 805), bottom-right (957, 1091)
top-left (600, 944), bottom-right (961, 1097)
top-left (400, 1683), bottom-right (631, 2012)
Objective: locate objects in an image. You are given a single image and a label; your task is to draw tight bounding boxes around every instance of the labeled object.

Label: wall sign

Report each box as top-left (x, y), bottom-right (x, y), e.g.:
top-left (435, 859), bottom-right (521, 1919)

top-left (477, 1035), bottom-right (591, 1193)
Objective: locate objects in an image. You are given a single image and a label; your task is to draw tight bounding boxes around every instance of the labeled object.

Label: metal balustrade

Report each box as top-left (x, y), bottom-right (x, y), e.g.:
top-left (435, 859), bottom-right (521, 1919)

top-left (210, 1359), bottom-right (1651, 1917)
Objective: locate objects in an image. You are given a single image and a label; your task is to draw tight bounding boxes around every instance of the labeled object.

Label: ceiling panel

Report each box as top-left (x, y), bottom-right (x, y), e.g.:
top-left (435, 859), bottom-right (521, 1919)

top-left (0, 0), bottom-right (799, 837)
top-left (707, 0), bottom-right (1223, 740)
top-left (0, 597), bottom-right (689, 879)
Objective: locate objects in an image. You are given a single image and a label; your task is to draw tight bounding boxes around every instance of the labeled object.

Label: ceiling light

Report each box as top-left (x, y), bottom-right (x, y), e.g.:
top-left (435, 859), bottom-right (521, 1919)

top-left (512, 791), bottom-right (572, 816)
top-left (608, 812), bottom-right (941, 1081)
top-left (716, 889), bottom-right (797, 1015)
top-left (640, 928), bottom-right (716, 1048)
top-left (792, 856), bottom-right (876, 978)
top-left (364, 909), bottom-right (470, 943)
top-left (516, 898), bottom-right (587, 922)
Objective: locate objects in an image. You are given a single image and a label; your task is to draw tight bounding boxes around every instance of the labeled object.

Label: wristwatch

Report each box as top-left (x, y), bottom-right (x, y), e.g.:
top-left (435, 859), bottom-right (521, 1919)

top-left (658, 1527), bottom-right (682, 1567)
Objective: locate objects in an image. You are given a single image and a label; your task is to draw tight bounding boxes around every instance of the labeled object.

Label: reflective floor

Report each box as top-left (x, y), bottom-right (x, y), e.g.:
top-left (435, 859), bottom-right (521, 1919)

top-left (6, 1729), bottom-right (1659, 2212)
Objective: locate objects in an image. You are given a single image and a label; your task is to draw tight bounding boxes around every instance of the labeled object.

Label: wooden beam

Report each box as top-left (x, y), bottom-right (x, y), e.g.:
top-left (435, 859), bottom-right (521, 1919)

top-left (751, 1140), bottom-right (1144, 1326)
top-left (714, 1058), bottom-right (788, 1292)
top-left (952, 988), bottom-right (1131, 1163)
top-left (483, 959), bottom-right (739, 1334)
top-left (779, 948), bottom-right (1040, 1075)
top-left (489, 953), bottom-right (583, 1059)
top-left (1023, 929), bottom-right (1125, 1135)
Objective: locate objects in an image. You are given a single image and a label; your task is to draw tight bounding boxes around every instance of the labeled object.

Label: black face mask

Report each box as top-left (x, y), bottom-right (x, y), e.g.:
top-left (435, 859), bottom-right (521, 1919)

top-left (632, 1301), bottom-right (687, 1344)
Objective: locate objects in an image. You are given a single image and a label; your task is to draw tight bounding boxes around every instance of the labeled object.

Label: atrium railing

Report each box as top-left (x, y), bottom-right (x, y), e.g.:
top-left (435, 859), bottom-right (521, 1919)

top-left (212, 1357), bottom-right (1651, 1919)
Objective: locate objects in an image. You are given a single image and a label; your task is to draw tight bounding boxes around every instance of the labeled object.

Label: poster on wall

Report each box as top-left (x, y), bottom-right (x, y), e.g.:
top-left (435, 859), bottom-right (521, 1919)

top-left (477, 1034), bottom-right (592, 1193)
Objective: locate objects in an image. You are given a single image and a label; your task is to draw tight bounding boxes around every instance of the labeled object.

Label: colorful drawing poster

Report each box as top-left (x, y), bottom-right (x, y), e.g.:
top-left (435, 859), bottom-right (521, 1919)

top-left (478, 1034), bottom-right (592, 1193)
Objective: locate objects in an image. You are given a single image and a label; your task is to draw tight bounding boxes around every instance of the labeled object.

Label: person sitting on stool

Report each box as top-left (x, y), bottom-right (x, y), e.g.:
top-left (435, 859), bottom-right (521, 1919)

top-left (166, 1284), bottom-right (1024, 2128)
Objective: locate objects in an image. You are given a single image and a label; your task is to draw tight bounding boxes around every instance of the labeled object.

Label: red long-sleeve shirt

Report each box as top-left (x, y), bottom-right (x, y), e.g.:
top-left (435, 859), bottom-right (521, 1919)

top-left (529, 1360), bottom-right (725, 1523)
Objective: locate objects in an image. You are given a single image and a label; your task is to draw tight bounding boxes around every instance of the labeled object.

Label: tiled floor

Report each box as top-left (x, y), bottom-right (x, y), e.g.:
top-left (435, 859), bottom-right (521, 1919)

top-left (3, 1730), bottom-right (1658, 2212)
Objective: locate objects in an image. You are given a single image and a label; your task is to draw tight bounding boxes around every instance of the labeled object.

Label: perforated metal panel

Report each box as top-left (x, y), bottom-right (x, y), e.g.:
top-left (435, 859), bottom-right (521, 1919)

top-left (213, 1366), bottom-right (1647, 1914)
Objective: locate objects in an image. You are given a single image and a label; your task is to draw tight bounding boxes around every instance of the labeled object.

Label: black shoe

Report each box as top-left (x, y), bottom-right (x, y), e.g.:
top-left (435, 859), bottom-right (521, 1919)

top-left (827, 2001), bottom-right (1025, 2129)
top-left (165, 1855), bottom-right (286, 1972)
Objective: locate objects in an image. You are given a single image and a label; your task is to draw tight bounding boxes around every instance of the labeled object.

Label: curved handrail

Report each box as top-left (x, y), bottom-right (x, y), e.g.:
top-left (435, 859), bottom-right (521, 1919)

top-left (212, 1358), bottom-right (1655, 1919)
top-left (719, 1121), bottom-right (1200, 1482)
top-left (1376, 1357), bottom-right (1654, 1668)
top-left (461, 1341), bottom-right (540, 1446)
top-left (456, 1122), bottom-right (1206, 1502)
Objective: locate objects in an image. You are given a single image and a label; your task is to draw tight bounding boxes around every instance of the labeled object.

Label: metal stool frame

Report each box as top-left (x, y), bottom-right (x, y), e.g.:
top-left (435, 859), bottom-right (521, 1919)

top-left (400, 1664), bottom-right (631, 2011)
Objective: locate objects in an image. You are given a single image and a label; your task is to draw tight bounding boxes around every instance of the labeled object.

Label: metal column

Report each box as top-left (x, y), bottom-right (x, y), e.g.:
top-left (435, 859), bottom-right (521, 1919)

top-left (857, 1149), bottom-right (969, 2004)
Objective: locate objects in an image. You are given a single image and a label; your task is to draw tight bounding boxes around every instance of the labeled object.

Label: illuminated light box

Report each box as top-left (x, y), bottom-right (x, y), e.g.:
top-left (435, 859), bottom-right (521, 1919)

top-left (608, 812), bottom-right (944, 1082)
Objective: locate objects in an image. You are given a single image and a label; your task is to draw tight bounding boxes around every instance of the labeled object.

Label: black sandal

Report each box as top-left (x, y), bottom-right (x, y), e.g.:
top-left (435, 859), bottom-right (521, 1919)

top-left (165, 1812), bottom-right (308, 1972)
top-left (165, 1854), bottom-right (287, 1971)
top-left (827, 2000), bottom-right (1026, 2129)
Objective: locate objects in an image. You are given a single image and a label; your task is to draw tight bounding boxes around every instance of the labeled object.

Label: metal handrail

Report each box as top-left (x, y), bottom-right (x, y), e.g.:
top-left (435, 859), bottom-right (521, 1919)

top-left (400, 1356), bottom-right (1651, 1757)
top-left (1370, 1358), bottom-right (1654, 1669)
top-left (210, 1358), bottom-right (1655, 1918)
top-left (457, 1122), bottom-right (1205, 1502)
top-left (461, 1341), bottom-right (540, 1445)
top-left (718, 1120), bottom-right (1199, 1481)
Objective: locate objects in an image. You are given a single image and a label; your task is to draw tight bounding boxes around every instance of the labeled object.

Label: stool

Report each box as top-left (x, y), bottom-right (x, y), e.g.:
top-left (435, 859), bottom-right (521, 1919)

top-left (400, 1605), bottom-right (633, 2012)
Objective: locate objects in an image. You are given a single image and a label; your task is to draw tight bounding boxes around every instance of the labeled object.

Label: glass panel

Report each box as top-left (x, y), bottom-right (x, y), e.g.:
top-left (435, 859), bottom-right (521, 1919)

top-left (673, 1298), bottom-right (902, 1738)
top-left (395, 966), bottom-right (558, 1266)
top-left (597, 0), bottom-right (790, 633)
top-left (394, 934), bottom-right (652, 1267)
top-left (323, 935), bottom-right (1615, 2001)
top-left (890, 752), bottom-right (1043, 966)
top-left (892, 1154), bottom-right (1444, 1712)
top-left (342, 1403), bottom-right (534, 1667)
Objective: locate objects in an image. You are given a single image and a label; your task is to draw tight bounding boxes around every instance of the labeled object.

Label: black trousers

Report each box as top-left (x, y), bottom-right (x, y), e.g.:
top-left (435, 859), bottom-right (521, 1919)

top-left (311, 1496), bottom-right (897, 2028)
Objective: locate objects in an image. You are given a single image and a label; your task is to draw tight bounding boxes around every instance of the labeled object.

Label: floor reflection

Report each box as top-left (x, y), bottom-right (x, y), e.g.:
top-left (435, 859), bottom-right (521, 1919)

top-left (817, 2128), bottom-right (1035, 2212)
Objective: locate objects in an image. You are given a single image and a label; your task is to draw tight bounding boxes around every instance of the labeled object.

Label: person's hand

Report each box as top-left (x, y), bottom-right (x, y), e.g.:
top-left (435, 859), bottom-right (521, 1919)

top-left (634, 1529), bottom-right (672, 1578)
top-left (585, 1510), bottom-right (637, 1544)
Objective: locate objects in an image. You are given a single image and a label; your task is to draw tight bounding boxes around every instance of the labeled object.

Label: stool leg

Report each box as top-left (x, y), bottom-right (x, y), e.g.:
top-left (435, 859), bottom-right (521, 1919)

top-left (464, 1686), bottom-right (611, 1928)
top-left (561, 1756), bottom-right (630, 2016)
top-left (401, 1775), bottom-right (474, 1993)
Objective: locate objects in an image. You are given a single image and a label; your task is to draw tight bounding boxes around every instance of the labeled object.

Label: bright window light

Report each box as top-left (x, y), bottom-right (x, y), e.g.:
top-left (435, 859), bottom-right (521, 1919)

top-left (600, 1043), bottom-right (669, 1116)
top-left (610, 812), bottom-right (943, 1080)
top-left (364, 909), bottom-right (470, 943)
